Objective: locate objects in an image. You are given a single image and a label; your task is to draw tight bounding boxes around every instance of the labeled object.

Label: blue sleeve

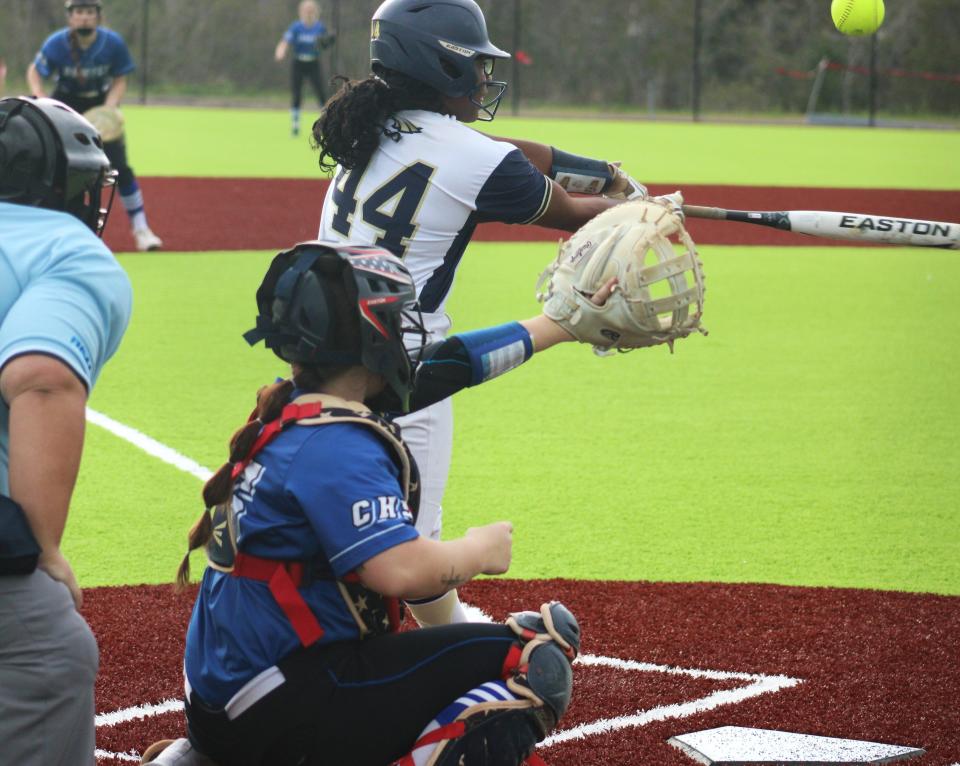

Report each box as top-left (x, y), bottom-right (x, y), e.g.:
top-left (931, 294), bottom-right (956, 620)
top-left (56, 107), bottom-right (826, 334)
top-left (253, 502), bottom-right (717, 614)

top-left (286, 426), bottom-right (417, 578)
top-left (108, 32), bottom-right (135, 76)
top-left (33, 33), bottom-right (63, 78)
top-left (283, 22), bottom-right (298, 42)
top-left (475, 149), bottom-right (551, 225)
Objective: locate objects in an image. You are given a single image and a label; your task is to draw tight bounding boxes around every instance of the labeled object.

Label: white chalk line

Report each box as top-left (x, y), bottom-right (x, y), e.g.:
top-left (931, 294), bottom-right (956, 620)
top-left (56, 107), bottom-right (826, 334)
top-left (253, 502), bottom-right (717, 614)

top-left (86, 408), bottom-right (213, 482)
top-left (88, 411), bottom-right (805, 761)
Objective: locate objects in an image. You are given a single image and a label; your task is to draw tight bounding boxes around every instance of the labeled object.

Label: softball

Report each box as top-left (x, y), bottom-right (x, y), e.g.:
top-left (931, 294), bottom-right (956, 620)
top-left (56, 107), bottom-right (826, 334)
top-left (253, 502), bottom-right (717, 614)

top-left (831, 0), bottom-right (885, 36)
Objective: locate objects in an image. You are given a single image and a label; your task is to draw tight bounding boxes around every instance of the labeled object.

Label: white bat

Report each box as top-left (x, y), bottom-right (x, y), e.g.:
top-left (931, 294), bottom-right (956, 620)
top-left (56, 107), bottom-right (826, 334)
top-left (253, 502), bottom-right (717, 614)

top-left (682, 205), bottom-right (960, 249)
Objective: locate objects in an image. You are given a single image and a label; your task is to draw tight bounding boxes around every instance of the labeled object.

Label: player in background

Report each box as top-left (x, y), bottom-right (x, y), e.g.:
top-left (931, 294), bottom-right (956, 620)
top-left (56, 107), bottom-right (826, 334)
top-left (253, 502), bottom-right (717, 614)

top-left (275, 0), bottom-right (336, 137)
top-left (313, 0), bottom-right (659, 628)
top-left (140, 241), bottom-right (586, 766)
top-left (26, 0), bottom-right (163, 252)
top-left (0, 96), bottom-right (132, 766)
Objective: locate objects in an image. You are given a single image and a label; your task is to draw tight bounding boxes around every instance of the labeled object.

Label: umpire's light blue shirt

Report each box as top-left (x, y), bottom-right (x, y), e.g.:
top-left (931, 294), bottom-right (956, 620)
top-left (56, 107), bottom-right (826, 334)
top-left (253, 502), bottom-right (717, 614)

top-left (0, 203), bottom-right (132, 495)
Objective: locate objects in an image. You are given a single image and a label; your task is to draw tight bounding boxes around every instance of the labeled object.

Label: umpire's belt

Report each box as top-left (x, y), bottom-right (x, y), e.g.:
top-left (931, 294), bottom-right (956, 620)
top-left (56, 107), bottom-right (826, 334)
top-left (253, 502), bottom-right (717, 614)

top-left (295, 54), bottom-right (318, 62)
top-left (0, 494), bottom-right (41, 576)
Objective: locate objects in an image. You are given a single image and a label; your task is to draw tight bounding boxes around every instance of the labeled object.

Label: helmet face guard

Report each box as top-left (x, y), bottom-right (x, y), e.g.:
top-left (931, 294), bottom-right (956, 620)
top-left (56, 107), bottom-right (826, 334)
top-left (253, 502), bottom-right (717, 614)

top-left (371, 0), bottom-right (511, 121)
top-left (244, 241), bottom-right (425, 413)
top-left (0, 96), bottom-right (115, 236)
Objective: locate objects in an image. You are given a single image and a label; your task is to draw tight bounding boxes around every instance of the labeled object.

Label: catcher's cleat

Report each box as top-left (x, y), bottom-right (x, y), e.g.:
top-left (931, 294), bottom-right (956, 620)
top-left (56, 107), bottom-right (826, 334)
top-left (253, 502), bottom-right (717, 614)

top-left (134, 226), bottom-right (163, 252)
top-left (139, 737), bottom-right (220, 765)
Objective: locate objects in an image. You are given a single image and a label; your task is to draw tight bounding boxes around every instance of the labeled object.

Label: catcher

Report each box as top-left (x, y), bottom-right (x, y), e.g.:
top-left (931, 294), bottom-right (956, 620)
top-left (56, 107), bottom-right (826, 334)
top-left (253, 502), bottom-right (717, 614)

top-left (26, 0), bottom-right (163, 252)
top-left (141, 199), bottom-right (704, 766)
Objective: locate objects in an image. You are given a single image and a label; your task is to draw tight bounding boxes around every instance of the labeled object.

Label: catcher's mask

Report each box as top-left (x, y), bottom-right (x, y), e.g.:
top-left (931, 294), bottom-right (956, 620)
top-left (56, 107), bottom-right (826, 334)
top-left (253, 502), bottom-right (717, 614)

top-left (243, 241), bottom-right (426, 413)
top-left (0, 96), bottom-right (117, 235)
top-left (371, 0), bottom-right (510, 121)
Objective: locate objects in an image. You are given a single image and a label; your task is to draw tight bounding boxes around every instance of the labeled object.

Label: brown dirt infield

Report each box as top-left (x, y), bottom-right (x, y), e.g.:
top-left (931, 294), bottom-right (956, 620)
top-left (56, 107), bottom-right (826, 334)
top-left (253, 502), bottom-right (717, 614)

top-left (88, 579), bottom-right (960, 765)
top-left (102, 180), bottom-right (960, 253)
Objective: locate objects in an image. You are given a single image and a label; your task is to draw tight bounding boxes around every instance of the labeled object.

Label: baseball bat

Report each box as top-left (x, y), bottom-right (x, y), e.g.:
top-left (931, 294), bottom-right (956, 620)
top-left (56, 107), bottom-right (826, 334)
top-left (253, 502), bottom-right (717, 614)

top-left (681, 205), bottom-right (960, 249)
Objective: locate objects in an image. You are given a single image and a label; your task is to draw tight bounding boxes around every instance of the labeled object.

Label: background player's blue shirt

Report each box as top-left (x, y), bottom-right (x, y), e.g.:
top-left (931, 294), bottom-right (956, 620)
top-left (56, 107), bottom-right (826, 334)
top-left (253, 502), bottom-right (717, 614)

top-left (283, 20), bottom-right (327, 60)
top-left (0, 203), bottom-right (132, 495)
top-left (184, 420), bottom-right (419, 709)
top-left (33, 28), bottom-right (135, 100)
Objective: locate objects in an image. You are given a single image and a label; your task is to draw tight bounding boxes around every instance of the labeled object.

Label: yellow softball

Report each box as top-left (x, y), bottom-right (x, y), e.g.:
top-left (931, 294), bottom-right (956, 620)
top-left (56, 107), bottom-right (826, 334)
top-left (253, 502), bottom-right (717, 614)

top-left (831, 0), bottom-right (885, 36)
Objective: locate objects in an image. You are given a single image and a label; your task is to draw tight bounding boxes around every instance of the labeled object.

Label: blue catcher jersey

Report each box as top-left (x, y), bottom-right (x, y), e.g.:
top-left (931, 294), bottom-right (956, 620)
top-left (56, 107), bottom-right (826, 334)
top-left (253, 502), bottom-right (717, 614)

top-left (184, 421), bottom-right (419, 709)
top-left (33, 28), bottom-right (135, 102)
top-left (0, 204), bottom-right (132, 495)
top-left (317, 110), bottom-right (551, 337)
top-left (284, 20), bottom-right (328, 61)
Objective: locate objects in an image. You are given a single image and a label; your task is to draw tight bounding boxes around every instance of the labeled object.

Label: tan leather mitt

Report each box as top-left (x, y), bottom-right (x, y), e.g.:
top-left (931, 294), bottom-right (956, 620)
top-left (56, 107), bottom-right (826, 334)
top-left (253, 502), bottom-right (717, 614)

top-left (536, 196), bottom-right (707, 354)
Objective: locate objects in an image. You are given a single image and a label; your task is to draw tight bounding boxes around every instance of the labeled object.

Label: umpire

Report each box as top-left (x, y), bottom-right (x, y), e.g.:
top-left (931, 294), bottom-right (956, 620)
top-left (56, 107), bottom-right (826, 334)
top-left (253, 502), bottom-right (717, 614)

top-left (274, 0), bottom-right (335, 137)
top-left (0, 96), bottom-right (132, 766)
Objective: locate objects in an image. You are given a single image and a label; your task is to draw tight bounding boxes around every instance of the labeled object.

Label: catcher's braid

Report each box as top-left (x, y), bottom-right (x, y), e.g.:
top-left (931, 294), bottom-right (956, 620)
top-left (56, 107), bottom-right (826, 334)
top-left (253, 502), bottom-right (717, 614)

top-left (536, 197), bottom-right (706, 354)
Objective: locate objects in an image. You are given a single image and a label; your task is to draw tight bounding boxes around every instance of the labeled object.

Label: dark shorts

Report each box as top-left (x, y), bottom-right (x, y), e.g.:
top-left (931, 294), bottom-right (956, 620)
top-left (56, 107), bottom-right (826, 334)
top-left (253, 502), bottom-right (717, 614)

top-left (186, 623), bottom-right (517, 766)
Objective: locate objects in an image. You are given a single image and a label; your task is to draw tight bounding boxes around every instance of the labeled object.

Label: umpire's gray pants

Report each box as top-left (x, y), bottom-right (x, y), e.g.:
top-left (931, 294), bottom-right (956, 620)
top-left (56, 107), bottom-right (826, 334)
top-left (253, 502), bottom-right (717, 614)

top-left (0, 569), bottom-right (99, 766)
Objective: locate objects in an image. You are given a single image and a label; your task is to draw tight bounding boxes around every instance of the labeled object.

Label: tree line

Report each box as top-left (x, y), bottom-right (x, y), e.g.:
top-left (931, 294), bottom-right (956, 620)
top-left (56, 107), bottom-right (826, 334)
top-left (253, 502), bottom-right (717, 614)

top-left (2, 0), bottom-right (958, 119)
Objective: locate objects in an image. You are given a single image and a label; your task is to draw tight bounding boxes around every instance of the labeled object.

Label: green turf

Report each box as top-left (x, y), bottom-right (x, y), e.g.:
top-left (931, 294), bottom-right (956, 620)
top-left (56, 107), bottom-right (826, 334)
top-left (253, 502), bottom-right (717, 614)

top-left (121, 106), bottom-right (960, 189)
top-left (68, 245), bottom-right (960, 595)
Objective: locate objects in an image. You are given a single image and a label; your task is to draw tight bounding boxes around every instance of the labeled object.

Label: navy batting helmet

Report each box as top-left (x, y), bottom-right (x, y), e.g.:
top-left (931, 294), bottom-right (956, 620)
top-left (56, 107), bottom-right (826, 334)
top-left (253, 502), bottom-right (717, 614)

top-left (244, 241), bottom-right (425, 413)
top-left (370, 0), bottom-right (510, 120)
top-left (0, 97), bottom-right (116, 235)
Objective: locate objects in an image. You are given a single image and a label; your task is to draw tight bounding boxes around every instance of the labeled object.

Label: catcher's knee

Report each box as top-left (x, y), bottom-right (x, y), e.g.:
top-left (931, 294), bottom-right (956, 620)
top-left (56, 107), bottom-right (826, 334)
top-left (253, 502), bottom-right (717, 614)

top-left (503, 601), bottom-right (580, 724)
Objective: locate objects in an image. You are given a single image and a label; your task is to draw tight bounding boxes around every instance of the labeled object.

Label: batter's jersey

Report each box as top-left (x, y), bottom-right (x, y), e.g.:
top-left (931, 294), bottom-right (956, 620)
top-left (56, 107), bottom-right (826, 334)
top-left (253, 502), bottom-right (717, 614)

top-left (284, 20), bottom-right (328, 61)
top-left (0, 203), bottom-right (132, 495)
top-left (184, 420), bottom-right (419, 709)
top-left (317, 109), bottom-right (551, 336)
top-left (33, 27), bottom-right (134, 104)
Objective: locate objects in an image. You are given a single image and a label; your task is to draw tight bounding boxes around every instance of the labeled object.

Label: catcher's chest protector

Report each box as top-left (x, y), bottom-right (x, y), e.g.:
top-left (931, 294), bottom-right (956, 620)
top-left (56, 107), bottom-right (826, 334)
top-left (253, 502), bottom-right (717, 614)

top-left (205, 395), bottom-right (420, 645)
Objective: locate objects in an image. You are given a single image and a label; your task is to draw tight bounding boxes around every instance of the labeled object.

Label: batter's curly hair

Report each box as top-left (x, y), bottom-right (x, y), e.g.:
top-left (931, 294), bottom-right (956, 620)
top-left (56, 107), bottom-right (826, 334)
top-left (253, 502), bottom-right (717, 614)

top-left (311, 65), bottom-right (445, 172)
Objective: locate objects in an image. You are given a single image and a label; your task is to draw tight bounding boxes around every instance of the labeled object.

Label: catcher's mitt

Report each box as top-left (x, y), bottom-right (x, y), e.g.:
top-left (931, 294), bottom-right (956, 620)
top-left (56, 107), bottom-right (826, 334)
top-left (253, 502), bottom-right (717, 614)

top-left (83, 105), bottom-right (124, 142)
top-left (536, 196), bottom-right (706, 354)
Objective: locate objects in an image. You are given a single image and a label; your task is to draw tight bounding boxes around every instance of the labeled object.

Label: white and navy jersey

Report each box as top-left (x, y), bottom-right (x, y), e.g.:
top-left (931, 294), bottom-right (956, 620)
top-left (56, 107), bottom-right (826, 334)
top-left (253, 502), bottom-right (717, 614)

top-left (317, 110), bottom-right (551, 335)
top-left (33, 28), bottom-right (134, 105)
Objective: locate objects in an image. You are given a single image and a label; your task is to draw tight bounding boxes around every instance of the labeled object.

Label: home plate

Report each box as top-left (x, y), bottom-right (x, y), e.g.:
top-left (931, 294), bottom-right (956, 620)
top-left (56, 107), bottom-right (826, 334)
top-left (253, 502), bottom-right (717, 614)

top-left (668, 726), bottom-right (925, 764)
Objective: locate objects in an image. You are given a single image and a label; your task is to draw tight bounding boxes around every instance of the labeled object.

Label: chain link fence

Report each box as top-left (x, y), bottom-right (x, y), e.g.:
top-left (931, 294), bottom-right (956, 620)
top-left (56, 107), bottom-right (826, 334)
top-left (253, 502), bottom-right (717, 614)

top-left (2, 0), bottom-right (958, 123)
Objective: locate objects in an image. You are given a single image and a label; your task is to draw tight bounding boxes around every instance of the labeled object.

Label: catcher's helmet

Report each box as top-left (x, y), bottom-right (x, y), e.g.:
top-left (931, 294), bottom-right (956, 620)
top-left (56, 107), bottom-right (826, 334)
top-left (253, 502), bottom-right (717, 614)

top-left (0, 96), bottom-right (116, 235)
top-left (244, 241), bottom-right (425, 412)
top-left (371, 0), bottom-right (510, 120)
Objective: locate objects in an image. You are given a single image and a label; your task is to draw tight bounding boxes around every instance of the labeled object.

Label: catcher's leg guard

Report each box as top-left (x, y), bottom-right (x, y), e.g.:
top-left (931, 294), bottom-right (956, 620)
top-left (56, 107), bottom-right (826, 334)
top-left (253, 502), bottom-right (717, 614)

top-left (503, 601), bottom-right (580, 722)
top-left (396, 680), bottom-right (554, 766)
top-left (140, 737), bottom-right (220, 766)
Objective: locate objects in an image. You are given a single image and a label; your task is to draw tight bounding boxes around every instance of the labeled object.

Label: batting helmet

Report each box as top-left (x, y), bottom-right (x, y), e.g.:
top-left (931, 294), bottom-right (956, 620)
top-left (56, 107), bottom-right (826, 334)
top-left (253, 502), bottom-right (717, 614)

top-left (244, 241), bottom-right (425, 412)
top-left (0, 96), bottom-right (116, 235)
top-left (370, 0), bottom-right (510, 119)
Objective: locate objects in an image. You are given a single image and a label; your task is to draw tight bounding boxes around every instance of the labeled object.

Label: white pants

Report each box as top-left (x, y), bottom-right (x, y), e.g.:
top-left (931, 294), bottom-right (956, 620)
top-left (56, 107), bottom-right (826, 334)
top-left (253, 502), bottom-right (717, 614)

top-left (397, 395), bottom-right (453, 541)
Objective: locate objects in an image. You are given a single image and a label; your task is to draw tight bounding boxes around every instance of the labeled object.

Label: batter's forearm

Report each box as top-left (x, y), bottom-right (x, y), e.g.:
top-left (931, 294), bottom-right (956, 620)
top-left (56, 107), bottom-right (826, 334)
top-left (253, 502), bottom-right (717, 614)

top-left (489, 135), bottom-right (554, 174)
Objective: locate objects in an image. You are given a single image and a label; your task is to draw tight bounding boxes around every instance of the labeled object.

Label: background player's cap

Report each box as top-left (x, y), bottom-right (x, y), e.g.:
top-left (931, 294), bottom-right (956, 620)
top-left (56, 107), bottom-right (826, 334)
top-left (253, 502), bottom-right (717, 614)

top-left (65, 0), bottom-right (103, 11)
